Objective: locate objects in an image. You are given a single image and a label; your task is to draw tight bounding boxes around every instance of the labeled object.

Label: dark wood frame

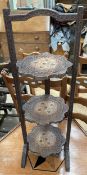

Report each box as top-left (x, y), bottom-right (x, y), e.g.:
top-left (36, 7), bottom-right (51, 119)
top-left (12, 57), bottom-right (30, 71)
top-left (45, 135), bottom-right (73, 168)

top-left (3, 7), bottom-right (84, 171)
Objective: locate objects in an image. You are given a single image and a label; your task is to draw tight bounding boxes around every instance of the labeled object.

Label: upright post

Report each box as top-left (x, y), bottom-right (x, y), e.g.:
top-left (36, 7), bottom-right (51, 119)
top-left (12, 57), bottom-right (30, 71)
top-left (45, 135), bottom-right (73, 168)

top-left (65, 6), bottom-right (84, 171)
top-left (3, 9), bottom-right (28, 145)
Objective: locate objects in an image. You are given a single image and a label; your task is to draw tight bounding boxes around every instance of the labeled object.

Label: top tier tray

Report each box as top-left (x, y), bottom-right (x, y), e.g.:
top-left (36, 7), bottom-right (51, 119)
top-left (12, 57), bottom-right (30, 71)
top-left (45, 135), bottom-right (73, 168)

top-left (17, 52), bottom-right (72, 80)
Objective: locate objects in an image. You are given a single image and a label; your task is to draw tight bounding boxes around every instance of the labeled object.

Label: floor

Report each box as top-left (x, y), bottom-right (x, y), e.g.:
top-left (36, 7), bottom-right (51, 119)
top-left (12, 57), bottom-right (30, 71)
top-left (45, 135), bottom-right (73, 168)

top-left (0, 120), bottom-right (87, 175)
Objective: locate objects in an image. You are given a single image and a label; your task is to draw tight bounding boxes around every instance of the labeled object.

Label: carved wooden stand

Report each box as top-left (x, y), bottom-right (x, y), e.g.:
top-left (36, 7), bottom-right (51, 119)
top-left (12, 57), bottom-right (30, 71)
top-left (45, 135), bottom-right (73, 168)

top-left (3, 7), bottom-right (83, 172)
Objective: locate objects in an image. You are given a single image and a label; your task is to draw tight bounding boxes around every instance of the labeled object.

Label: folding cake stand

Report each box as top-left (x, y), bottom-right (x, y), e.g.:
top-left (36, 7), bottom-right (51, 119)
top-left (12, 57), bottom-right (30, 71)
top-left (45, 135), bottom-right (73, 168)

top-left (3, 7), bottom-right (83, 172)
top-left (17, 52), bottom-right (71, 159)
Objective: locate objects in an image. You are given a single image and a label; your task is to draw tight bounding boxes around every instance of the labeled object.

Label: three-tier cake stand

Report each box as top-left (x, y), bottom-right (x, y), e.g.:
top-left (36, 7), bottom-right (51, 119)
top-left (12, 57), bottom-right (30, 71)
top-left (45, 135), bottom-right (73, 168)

top-left (3, 7), bottom-right (83, 172)
top-left (17, 51), bottom-right (72, 160)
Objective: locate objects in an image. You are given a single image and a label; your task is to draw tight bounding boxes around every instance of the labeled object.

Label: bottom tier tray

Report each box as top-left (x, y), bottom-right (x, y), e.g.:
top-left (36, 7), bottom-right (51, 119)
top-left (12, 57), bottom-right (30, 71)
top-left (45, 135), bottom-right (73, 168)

top-left (27, 125), bottom-right (65, 158)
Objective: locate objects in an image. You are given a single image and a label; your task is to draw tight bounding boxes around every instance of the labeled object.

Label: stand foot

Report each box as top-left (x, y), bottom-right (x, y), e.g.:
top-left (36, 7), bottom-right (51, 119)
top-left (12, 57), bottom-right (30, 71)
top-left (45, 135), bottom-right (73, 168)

top-left (64, 146), bottom-right (70, 172)
top-left (21, 144), bottom-right (28, 168)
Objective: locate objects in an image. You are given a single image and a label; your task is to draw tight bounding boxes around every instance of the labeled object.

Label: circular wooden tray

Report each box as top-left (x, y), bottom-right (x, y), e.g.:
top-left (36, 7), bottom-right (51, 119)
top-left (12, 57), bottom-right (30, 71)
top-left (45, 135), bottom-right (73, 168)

top-left (17, 52), bottom-right (72, 80)
top-left (27, 125), bottom-right (65, 158)
top-left (23, 95), bottom-right (68, 125)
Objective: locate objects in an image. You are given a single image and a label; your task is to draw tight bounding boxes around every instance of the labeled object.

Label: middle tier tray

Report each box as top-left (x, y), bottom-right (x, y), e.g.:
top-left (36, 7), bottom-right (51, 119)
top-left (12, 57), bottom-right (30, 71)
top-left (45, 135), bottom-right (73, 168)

top-left (23, 95), bottom-right (68, 125)
top-left (17, 52), bottom-right (72, 80)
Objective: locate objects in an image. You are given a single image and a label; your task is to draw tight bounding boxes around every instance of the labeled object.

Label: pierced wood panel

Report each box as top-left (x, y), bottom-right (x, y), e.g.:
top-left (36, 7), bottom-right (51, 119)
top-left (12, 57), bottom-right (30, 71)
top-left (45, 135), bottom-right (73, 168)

top-left (27, 125), bottom-right (65, 158)
top-left (17, 52), bottom-right (72, 80)
top-left (23, 95), bottom-right (68, 125)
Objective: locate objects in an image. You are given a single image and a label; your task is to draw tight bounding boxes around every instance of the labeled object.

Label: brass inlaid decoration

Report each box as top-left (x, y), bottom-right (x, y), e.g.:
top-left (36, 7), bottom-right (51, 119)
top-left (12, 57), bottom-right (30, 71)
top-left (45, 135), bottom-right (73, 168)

top-left (17, 52), bottom-right (72, 80)
top-left (23, 95), bottom-right (68, 125)
top-left (27, 125), bottom-right (65, 158)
